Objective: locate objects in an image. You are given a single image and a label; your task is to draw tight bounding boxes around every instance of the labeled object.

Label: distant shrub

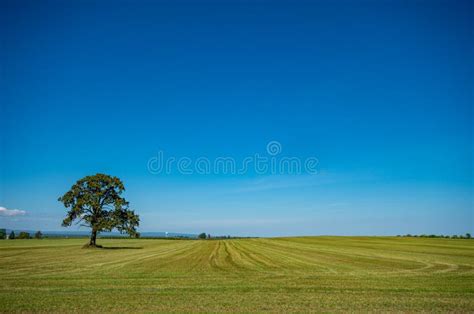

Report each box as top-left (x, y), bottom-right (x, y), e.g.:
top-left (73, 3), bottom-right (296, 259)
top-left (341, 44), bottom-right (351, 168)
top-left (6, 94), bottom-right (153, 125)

top-left (198, 233), bottom-right (207, 239)
top-left (9, 231), bottom-right (15, 240)
top-left (401, 234), bottom-right (472, 239)
top-left (0, 229), bottom-right (6, 239)
top-left (18, 232), bottom-right (31, 239)
top-left (35, 231), bottom-right (43, 239)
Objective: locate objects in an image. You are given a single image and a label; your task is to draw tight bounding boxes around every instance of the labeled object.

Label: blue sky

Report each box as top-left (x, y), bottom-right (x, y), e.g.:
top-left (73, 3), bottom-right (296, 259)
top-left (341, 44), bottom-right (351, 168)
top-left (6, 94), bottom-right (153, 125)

top-left (1, 0), bottom-right (472, 236)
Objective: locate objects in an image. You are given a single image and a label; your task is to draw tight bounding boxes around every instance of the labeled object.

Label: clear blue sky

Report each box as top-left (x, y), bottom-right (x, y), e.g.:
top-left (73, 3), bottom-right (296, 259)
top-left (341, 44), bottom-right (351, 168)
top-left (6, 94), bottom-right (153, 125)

top-left (1, 0), bottom-right (472, 236)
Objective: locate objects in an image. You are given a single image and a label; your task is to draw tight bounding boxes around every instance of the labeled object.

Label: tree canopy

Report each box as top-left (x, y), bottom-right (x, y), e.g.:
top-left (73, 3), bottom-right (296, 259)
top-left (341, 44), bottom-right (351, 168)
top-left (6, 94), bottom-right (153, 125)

top-left (58, 173), bottom-right (139, 247)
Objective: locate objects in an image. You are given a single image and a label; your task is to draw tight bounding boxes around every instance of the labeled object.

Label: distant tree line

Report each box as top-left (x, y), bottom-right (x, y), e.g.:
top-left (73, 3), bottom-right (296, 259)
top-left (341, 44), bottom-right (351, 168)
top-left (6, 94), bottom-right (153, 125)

top-left (0, 229), bottom-right (43, 240)
top-left (0, 229), bottom-right (239, 241)
top-left (197, 232), bottom-right (234, 240)
top-left (397, 233), bottom-right (471, 239)
top-left (1, 229), bottom-right (238, 241)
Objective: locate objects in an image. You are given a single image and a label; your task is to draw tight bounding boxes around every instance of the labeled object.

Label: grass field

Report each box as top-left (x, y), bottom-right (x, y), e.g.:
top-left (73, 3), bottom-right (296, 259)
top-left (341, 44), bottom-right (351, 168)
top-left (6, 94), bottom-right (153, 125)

top-left (1, 236), bottom-right (473, 312)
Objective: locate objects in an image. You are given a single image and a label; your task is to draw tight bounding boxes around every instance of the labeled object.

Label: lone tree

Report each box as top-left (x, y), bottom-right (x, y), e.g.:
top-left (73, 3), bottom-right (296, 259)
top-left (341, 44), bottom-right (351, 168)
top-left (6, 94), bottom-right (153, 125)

top-left (35, 231), bottom-right (43, 239)
top-left (58, 173), bottom-right (140, 247)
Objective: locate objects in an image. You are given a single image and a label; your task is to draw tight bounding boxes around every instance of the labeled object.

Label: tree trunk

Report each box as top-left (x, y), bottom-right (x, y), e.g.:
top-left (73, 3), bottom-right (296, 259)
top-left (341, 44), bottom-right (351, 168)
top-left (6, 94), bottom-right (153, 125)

top-left (89, 229), bottom-right (97, 247)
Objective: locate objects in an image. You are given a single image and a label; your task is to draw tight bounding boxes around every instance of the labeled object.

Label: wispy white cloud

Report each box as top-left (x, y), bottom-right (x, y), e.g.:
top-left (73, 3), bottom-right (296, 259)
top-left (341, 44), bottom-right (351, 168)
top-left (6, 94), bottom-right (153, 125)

top-left (0, 206), bottom-right (27, 217)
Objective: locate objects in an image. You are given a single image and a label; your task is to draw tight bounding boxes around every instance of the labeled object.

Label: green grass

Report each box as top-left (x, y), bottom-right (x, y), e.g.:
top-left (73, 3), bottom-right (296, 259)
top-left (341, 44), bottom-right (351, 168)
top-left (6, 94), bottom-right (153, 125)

top-left (1, 237), bottom-right (473, 312)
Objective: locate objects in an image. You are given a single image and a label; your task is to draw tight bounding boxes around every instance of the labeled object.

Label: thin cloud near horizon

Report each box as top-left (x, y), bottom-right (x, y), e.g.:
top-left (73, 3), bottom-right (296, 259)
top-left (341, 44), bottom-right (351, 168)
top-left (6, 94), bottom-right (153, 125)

top-left (0, 206), bottom-right (27, 217)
